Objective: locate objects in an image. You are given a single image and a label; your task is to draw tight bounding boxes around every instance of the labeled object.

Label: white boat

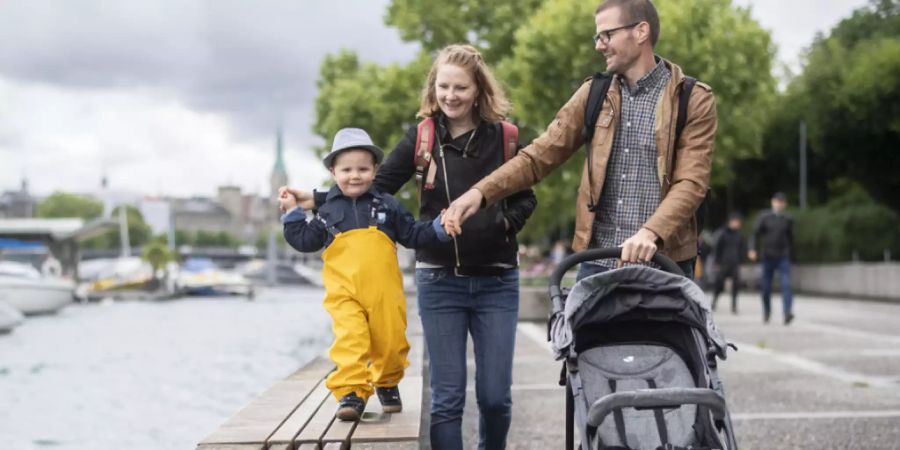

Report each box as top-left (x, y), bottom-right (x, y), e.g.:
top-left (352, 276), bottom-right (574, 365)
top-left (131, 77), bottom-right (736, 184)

top-left (175, 258), bottom-right (254, 298)
top-left (0, 300), bottom-right (24, 333)
top-left (0, 261), bottom-right (74, 315)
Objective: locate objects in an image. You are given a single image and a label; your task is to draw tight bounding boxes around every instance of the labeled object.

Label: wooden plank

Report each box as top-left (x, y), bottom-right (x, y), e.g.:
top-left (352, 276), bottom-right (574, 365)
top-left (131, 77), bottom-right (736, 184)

top-left (406, 314), bottom-right (424, 337)
top-left (267, 382), bottom-right (331, 446)
top-left (198, 378), bottom-right (318, 446)
top-left (320, 412), bottom-right (357, 445)
top-left (404, 334), bottom-right (424, 377)
top-left (349, 376), bottom-right (423, 443)
top-left (286, 356), bottom-right (334, 380)
top-left (322, 443), bottom-right (344, 450)
top-left (351, 443), bottom-right (419, 450)
top-left (196, 444), bottom-right (263, 450)
top-left (293, 390), bottom-right (338, 445)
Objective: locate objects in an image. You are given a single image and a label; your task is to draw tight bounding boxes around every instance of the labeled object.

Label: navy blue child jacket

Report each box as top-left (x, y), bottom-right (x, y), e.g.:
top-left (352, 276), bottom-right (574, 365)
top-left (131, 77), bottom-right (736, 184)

top-left (282, 185), bottom-right (450, 253)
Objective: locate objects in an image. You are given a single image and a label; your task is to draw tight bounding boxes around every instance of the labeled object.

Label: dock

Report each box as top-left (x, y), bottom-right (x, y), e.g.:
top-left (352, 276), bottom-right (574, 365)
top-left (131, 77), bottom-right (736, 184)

top-left (198, 291), bottom-right (900, 449)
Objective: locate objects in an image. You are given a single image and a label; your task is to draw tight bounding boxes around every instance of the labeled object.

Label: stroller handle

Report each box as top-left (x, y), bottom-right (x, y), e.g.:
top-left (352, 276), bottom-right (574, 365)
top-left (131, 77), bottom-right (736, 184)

top-left (548, 247), bottom-right (683, 300)
top-left (586, 387), bottom-right (728, 427)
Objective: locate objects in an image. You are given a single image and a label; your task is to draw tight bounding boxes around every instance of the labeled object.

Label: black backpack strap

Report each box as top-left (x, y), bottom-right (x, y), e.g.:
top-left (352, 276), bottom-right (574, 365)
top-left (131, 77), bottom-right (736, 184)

top-left (582, 73), bottom-right (613, 212)
top-left (674, 76), bottom-right (696, 143)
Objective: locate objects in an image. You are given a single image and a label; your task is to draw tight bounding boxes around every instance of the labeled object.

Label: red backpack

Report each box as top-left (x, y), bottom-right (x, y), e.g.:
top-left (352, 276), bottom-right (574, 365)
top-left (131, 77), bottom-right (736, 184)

top-left (413, 118), bottom-right (518, 193)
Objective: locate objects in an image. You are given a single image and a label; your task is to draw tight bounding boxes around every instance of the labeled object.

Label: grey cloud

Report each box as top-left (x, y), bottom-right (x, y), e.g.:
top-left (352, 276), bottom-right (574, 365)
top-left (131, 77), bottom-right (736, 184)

top-left (0, 0), bottom-right (418, 144)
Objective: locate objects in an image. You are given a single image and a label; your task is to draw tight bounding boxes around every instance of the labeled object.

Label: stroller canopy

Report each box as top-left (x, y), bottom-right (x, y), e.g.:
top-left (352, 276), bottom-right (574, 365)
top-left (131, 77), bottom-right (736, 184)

top-left (550, 265), bottom-right (728, 361)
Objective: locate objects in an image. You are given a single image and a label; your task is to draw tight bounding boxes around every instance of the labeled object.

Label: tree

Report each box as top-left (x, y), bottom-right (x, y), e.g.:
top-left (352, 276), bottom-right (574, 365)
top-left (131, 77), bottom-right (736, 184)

top-left (36, 192), bottom-right (103, 220)
top-left (761, 0), bottom-right (900, 211)
top-left (313, 0), bottom-right (777, 242)
top-left (142, 242), bottom-right (174, 280)
top-left (82, 206), bottom-right (153, 250)
top-left (36, 193), bottom-right (152, 250)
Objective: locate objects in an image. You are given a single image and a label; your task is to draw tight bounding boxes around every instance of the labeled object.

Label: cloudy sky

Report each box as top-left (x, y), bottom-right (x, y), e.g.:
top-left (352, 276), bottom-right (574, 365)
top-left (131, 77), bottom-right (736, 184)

top-left (0, 0), bottom-right (869, 199)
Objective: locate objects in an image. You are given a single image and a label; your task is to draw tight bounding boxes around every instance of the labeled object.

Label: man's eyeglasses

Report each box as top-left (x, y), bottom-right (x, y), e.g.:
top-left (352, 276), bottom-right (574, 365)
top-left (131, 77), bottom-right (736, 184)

top-left (592, 22), bottom-right (641, 45)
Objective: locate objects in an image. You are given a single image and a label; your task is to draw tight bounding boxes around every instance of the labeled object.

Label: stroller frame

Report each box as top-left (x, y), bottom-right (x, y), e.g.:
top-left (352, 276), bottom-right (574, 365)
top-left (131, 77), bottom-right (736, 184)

top-left (548, 248), bottom-right (738, 450)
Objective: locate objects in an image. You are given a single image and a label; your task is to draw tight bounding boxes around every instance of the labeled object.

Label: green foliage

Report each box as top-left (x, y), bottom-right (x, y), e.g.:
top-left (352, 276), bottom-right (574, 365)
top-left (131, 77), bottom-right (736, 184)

top-left (314, 0), bottom-right (777, 243)
top-left (142, 242), bottom-right (174, 274)
top-left (191, 230), bottom-right (241, 248)
top-left (385, 0), bottom-right (544, 62)
top-left (790, 182), bottom-right (900, 262)
top-left (758, 0), bottom-right (900, 211)
top-left (36, 192), bottom-right (103, 220)
top-left (254, 227), bottom-right (289, 251)
top-left (37, 194), bottom-right (152, 250)
top-left (81, 206), bottom-right (153, 250)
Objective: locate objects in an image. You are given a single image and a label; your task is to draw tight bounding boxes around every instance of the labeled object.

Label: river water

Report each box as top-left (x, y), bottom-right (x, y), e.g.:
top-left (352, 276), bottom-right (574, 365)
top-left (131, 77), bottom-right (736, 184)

top-left (0, 286), bottom-right (331, 450)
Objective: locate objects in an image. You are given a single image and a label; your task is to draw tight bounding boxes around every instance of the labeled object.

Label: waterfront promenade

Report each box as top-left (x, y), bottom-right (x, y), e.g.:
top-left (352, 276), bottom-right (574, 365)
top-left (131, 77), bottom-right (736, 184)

top-left (460, 292), bottom-right (900, 449)
top-left (198, 289), bottom-right (900, 449)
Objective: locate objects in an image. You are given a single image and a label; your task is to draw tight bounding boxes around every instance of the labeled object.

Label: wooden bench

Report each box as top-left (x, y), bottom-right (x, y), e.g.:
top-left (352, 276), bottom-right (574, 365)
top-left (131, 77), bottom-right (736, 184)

top-left (197, 317), bottom-right (425, 450)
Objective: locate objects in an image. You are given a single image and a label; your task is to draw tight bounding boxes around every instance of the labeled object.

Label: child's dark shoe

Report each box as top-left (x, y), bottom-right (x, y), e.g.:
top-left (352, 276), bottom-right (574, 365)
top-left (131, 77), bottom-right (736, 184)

top-left (376, 386), bottom-right (402, 413)
top-left (336, 392), bottom-right (366, 421)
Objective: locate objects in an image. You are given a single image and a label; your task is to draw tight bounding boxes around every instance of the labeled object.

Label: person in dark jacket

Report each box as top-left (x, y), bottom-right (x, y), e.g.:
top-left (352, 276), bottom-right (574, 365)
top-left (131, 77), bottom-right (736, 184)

top-left (279, 128), bottom-right (451, 422)
top-left (374, 45), bottom-right (536, 450)
top-left (749, 191), bottom-right (795, 324)
top-left (711, 213), bottom-right (746, 314)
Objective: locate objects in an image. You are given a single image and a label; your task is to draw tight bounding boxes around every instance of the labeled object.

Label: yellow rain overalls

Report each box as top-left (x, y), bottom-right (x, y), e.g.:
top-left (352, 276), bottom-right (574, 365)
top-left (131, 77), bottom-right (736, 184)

top-left (321, 225), bottom-right (410, 401)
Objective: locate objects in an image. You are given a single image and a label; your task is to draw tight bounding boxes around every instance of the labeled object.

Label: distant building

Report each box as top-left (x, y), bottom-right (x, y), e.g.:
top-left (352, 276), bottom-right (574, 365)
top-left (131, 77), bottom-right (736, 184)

top-left (0, 179), bottom-right (36, 218)
top-left (139, 197), bottom-right (172, 236)
top-left (171, 197), bottom-right (234, 236)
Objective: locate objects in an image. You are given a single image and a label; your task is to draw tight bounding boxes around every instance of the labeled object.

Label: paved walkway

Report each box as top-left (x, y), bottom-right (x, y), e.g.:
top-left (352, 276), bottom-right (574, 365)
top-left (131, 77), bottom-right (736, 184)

top-left (417, 293), bottom-right (900, 449)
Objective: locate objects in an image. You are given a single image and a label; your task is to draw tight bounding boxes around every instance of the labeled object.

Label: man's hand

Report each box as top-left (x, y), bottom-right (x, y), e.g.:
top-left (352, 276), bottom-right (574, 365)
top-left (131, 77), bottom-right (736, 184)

top-left (748, 250), bottom-right (757, 262)
top-left (441, 188), bottom-right (484, 237)
top-left (619, 228), bottom-right (659, 265)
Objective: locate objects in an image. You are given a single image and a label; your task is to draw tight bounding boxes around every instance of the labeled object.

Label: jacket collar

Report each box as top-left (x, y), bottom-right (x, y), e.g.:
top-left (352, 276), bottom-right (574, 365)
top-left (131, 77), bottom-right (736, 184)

top-left (325, 184), bottom-right (382, 202)
top-left (435, 113), bottom-right (492, 158)
top-left (610, 56), bottom-right (687, 95)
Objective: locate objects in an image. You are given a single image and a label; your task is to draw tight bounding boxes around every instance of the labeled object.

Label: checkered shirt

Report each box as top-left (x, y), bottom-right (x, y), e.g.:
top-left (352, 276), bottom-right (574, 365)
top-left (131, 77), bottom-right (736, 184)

top-left (589, 58), bottom-right (671, 268)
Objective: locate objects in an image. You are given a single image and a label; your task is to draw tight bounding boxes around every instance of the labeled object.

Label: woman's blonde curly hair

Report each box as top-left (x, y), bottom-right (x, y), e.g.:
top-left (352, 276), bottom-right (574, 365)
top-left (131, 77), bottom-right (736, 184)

top-left (417, 44), bottom-right (511, 123)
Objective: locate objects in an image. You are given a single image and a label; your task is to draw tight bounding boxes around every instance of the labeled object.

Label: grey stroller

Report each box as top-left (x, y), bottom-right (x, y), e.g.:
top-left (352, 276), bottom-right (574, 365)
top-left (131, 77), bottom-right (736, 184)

top-left (548, 248), bottom-right (738, 450)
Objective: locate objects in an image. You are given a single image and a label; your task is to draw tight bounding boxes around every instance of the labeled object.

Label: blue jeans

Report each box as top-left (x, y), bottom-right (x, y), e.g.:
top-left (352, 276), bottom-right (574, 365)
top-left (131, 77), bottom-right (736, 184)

top-left (576, 258), bottom-right (696, 281)
top-left (760, 256), bottom-right (793, 321)
top-left (416, 268), bottom-right (519, 450)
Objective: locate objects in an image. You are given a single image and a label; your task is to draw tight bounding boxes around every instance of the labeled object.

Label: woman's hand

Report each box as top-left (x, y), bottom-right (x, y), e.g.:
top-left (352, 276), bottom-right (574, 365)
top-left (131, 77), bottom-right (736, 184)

top-left (284, 187), bottom-right (315, 210)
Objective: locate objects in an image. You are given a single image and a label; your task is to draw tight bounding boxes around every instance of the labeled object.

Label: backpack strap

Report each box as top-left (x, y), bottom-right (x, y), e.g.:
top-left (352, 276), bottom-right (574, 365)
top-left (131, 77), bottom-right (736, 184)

top-left (499, 121), bottom-right (518, 162)
top-left (675, 76), bottom-right (696, 144)
top-left (582, 73), bottom-right (613, 212)
top-left (414, 118), bottom-right (437, 192)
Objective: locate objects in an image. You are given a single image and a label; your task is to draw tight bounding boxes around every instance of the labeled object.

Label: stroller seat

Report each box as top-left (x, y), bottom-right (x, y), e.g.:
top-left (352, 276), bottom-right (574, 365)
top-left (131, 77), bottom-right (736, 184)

top-left (579, 344), bottom-right (697, 449)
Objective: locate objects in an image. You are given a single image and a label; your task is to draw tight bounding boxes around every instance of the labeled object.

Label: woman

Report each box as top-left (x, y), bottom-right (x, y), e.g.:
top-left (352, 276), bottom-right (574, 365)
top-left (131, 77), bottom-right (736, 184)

top-left (374, 44), bottom-right (536, 449)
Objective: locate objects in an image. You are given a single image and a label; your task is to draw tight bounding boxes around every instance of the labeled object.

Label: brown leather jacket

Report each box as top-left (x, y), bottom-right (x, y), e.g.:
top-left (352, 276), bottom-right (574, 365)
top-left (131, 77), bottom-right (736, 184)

top-left (473, 59), bottom-right (716, 262)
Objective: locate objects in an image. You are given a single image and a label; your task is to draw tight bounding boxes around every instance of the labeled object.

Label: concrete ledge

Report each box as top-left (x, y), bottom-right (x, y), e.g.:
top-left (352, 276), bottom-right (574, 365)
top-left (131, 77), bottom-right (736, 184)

top-left (519, 286), bottom-right (550, 322)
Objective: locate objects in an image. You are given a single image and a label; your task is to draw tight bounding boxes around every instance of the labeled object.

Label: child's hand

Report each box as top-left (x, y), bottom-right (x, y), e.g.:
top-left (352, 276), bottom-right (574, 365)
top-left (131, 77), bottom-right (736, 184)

top-left (278, 186), bottom-right (298, 213)
top-left (439, 209), bottom-right (456, 237)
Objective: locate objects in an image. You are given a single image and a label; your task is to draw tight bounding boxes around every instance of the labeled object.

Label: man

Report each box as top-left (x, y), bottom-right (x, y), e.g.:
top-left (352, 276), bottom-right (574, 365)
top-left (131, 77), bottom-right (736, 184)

top-left (711, 213), bottom-right (746, 314)
top-left (443, 0), bottom-right (716, 280)
top-left (749, 192), bottom-right (795, 325)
